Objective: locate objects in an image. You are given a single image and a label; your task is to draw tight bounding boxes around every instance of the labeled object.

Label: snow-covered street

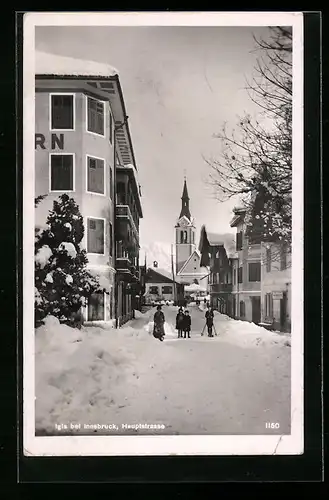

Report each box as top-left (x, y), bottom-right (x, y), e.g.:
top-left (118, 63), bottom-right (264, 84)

top-left (35, 305), bottom-right (291, 436)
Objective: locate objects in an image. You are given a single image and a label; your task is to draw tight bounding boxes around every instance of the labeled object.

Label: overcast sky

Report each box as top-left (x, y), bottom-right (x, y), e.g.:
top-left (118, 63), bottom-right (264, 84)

top-left (35, 25), bottom-right (271, 248)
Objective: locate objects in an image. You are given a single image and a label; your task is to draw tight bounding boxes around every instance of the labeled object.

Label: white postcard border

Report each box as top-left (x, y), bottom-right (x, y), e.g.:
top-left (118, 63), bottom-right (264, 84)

top-left (23, 11), bottom-right (304, 457)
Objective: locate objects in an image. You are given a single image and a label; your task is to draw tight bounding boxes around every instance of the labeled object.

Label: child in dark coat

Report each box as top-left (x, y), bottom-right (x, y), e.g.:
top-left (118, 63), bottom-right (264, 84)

top-left (176, 307), bottom-right (184, 338)
top-left (182, 309), bottom-right (191, 339)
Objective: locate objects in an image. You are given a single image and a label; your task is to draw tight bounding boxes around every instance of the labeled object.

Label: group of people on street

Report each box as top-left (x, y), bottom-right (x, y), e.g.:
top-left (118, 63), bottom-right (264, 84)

top-left (152, 303), bottom-right (216, 341)
top-left (175, 307), bottom-right (192, 339)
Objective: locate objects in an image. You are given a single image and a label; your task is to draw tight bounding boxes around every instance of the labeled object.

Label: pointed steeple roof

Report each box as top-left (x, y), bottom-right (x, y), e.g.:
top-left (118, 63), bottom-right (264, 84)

top-left (179, 177), bottom-right (191, 220)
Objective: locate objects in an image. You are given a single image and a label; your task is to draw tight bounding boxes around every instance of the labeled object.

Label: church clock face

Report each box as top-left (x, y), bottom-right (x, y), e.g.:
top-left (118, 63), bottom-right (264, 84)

top-left (180, 218), bottom-right (188, 227)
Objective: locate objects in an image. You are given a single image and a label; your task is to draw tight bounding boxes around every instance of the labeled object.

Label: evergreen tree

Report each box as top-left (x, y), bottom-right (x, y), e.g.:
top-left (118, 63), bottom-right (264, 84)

top-left (35, 194), bottom-right (100, 325)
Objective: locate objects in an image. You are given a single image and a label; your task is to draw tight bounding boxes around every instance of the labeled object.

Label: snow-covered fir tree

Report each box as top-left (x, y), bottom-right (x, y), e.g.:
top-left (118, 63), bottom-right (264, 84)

top-left (35, 194), bottom-right (100, 325)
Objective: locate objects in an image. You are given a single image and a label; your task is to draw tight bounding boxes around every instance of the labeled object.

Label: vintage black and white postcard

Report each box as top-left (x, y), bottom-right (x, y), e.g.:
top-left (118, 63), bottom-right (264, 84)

top-left (23, 11), bottom-right (304, 456)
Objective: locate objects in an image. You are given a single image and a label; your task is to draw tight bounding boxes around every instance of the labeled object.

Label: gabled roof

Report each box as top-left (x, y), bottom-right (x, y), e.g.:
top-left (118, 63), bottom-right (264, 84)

top-left (199, 225), bottom-right (237, 259)
top-left (146, 267), bottom-right (179, 284)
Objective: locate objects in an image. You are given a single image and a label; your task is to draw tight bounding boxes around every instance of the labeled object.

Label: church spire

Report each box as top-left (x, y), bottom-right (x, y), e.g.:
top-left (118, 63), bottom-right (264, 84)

top-left (179, 176), bottom-right (191, 220)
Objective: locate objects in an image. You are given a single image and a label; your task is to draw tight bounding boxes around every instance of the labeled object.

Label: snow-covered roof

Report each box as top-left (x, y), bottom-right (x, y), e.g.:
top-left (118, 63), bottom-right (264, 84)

top-left (199, 225), bottom-right (237, 260)
top-left (35, 50), bottom-right (119, 77)
top-left (148, 267), bottom-right (179, 283)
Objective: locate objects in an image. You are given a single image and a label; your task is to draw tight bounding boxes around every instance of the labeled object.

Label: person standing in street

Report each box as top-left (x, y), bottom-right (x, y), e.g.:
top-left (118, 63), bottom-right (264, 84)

top-left (153, 305), bottom-right (165, 341)
top-left (182, 309), bottom-right (192, 339)
top-left (176, 307), bottom-right (184, 338)
top-left (205, 305), bottom-right (214, 337)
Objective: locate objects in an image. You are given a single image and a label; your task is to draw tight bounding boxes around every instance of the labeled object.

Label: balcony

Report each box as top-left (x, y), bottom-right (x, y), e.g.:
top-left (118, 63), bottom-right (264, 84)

top-left (116, 204), bottom-right (139, 241)
top-left (209, 283), bottom-right (232, 294)
top-left (116, 244), bottom-right (139, 282)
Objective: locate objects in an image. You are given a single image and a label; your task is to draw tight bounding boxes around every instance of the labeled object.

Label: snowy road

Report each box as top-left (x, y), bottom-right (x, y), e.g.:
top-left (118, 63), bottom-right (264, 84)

top-left (36, 305), bottom-right (291, 436)
top-left (94, 305), bottom-right (290, 435)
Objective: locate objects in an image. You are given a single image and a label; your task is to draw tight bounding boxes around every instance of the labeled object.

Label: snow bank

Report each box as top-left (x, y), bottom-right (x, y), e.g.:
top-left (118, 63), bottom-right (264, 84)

top-left (134, 310), bottom-right (146, 319)
top-left (35, 311), bottom-right (172, 433)
top-left (213, 312), bottom-right (291, 349)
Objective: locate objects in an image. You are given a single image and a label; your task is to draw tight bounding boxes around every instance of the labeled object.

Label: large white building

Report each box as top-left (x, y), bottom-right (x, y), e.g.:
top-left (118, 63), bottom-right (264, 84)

top-left (34, 51), bottom-right (143, 325)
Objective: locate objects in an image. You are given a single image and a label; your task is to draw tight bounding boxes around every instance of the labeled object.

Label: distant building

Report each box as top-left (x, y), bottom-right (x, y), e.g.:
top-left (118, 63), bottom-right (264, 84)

top-left (230, 207), bottom-right (262, 324)
top-left (34, 51), bottom-right (143, 326)
top-left (144, 267), bottom-right (183, 304)
top-left (198, 227), bottom-right (236, 313)
top-left (174, 178), bottom-right (208, 297)
top-left (261, 241), bottom-right (291, 332)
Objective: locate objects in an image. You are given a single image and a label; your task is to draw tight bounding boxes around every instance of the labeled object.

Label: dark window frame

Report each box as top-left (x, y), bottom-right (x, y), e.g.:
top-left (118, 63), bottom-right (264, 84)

top-left (238, 267), bottom-right (243, 284)
top-left (87, 96), bottom-right (105, 136)
top-left (266, 247), bottom-right (271, 273)
top-left (87, 291), bottom-right (105, 321)
top-left (86, 155), bottom-right (105, 195)
top-left (248, 262), bottom-right (261, 282)
top-left (50, 93), bottom-right (74, 130)
top-left (280, 242), bottom-right (287, 271)
top-left (50, 153), bottom-right (74, 192)
top-left (87, 217), bottom-right (105, 255)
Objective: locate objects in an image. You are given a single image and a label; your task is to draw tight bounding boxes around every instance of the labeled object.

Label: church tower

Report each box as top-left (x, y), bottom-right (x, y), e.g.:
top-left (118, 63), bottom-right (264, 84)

top-left (175, 177), bottom-right (196, 273)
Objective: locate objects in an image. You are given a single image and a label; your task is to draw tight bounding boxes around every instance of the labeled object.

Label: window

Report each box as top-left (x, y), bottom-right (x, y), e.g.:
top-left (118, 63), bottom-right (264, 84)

top-left (180, 231), bottom-right (184, 244)
top-left (109, 222), bottom-right (113, 257)
top-left (266, 247), bottom-right (271, 272)
top-left (265, 293), bottom-right (273, 318)
top-left (50, 94), bottom-right (74, 130)
top-left (87, 96), bottom-right (105, 136)
top-left (50, 154), bottom-right (74, 191)
top-left (239, 301), bottom-right (245, 318)
top-left (87, 156), bottom-right (105, 195)
top-left (109, 166), bottom-right (113, 200)
top-left (236, 231), bottom-right (243, 251)
top-left (238, 267), bottom-right (243, 283)
top-left (117, 182), bottom-right (126, 205)
top-left (162, 286), bottom-right (172, 294)
top-left (183, 231), bottom-right (188, 243)
top-left (149, 286), bottom-right (159, 295)
top-left (87, 292), bottom-right (105, 321)
top-left (109, 112), bottom-right (113, 144)
top-left (280, 243), bottom-right (287, 270)
top-left (87, 217), bottom-right (105, 254)
top-left (192, 232), bottom-right (195, 244)
top-left (248, 262), bottom-right (261, 282)
top-left (233, 268), bottom-right (236, 285)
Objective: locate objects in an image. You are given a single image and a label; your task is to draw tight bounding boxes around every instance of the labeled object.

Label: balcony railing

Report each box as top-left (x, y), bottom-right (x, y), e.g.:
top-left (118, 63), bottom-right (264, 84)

top-left (210, 283), bottom-right (232, 293)
top-left (116, 204), bottom-right (139, 239)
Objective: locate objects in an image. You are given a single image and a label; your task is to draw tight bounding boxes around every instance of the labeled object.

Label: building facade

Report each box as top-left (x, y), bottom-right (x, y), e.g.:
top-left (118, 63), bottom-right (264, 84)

top-left (230, 207), bottom-right (262, 324)
top-left (198, 226), bottom-right (235, 313)
top-left (261, 241), bottom-right (291, 332)
top-left (144, 267), bottom-right (182, 304)
top-left (34, 51), bottom-right (142, 326)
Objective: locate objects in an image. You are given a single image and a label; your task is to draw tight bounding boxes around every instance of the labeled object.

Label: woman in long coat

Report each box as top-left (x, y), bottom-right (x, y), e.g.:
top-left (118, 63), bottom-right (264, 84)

top-left (153, 305), bottom-right (165, 341)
